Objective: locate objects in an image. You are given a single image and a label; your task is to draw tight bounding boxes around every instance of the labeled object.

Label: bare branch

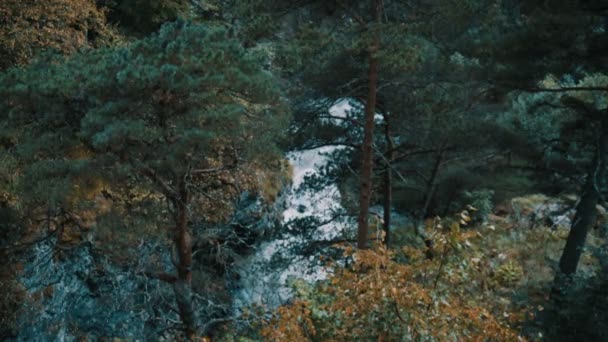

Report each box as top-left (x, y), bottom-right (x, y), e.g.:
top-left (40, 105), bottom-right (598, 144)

top-left (138, 164), bottom-right (178, 199)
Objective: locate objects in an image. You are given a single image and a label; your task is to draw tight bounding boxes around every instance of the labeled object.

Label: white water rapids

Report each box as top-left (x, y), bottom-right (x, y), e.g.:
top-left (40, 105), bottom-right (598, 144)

top-left (233, 102), bottom-right (355, 310)
top-left (232, 146), bottom-right (352, 310)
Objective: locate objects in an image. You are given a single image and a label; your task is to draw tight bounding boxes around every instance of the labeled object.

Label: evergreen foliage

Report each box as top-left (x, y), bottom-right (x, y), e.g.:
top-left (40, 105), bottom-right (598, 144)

top-left (2, 21), bottom-right (285, 208)
top-left (2, 0), bottom-right (608, 340)
top-left (1, 21), bottom-right (288, 337)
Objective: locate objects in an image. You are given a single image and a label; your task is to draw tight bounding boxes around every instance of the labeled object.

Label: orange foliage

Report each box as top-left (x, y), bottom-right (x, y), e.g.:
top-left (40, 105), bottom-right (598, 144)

top-left (0, 0), bottom-right (117, 69)
top-left (261, 217), bottom-right (526, 341)
top-left (263, 300), bottom-right (317, 341)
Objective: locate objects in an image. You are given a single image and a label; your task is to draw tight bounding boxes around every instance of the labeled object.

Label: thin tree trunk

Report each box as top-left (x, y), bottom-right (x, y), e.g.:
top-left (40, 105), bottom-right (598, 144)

top-left (173, 180), bottom-right (196, 338)
top-left (418, 146), bottom-right (445, 259)
top-left (557, 125), bottom-right (608, 279)
top-left (420, 148), bottom-right (444, 223)
top-left (357, 0), bottom-right (382, 249)
top-left (383, 114), bottom-right (394, 247)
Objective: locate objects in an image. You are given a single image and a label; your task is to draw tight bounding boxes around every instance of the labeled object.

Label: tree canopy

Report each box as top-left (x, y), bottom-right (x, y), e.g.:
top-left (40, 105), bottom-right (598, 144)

top-left (2, 0), bottom-right (608, 340)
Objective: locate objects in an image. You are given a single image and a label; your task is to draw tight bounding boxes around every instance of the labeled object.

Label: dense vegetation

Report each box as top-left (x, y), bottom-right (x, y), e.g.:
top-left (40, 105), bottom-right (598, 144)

top-left (1, 0), bottom-right (608, 340)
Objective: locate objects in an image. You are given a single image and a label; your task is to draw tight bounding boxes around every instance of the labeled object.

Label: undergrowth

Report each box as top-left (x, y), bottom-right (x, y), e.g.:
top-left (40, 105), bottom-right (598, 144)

top-left (217, 195), bottom-right (608, 341)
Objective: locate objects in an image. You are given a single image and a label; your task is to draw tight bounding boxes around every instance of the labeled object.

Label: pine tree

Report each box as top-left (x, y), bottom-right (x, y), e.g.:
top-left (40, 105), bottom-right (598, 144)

top-left (470, 0), bottom-right (608, 280)
top-left (233, 0), bottom-right (484, 249)
top-left (1, 21), bottom-right (287, 337)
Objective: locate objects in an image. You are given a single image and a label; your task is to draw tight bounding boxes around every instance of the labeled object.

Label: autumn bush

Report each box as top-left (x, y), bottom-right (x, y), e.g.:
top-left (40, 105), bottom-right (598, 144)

top-left (0, 0), bottom-right (117, 69)
top-left (215, 195), bottom-right (608, 341)
top-left (260, 214), bottom-right (525, 341)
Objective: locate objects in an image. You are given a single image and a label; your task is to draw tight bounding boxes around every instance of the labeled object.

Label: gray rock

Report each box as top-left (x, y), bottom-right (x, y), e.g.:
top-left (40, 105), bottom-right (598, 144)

top-left (11, 189), bottom-right (289, 340)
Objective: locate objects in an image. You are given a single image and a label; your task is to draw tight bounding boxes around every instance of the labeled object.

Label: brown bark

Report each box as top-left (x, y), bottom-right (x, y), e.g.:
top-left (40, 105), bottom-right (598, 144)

top-left (173, 179), bottom-right (196, 338)
top-left (140, 166), bottom-right (197, 336)
top-left (557, 124), bottom-right (608, 278)
top-left (383, 114), bottom-right (395, 247)
top-left (141, 167), bottom-right (197, 337)
top-left (357, 0), bottom-right (383, 250)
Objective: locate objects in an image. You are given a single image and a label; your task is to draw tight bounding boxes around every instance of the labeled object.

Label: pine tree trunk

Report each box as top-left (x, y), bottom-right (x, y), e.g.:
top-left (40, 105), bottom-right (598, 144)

top-left (173, 181), bottom-right (196, 338)
top-left (357, 0), bottom-right (382, 250)
top-left (418, 146), bottom-right (445, 259)
top-left (383, 114), bottom-right (394, 247)
top-left (557, 126), bottom-right (608, 278)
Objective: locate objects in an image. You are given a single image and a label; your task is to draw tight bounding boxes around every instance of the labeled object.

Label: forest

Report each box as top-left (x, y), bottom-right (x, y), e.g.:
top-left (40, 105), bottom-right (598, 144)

top-left (1, 0), bottom-right (608, 341)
